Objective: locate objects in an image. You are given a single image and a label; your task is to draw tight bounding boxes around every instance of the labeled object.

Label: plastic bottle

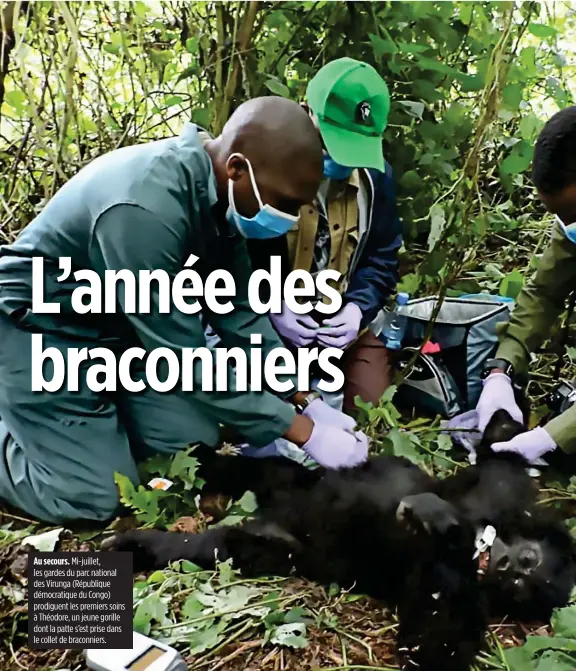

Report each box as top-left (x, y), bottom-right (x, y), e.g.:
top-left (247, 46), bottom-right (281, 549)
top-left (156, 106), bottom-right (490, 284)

top-left (382, 292), bottom-right (410, 350)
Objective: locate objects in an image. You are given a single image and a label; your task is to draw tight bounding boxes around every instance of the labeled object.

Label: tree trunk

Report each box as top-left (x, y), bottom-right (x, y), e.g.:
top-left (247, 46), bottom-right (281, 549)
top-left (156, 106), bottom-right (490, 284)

top-left (0, 1), bottom-right (18, 123)
top-left (213, 0), bottom-right (260, 135)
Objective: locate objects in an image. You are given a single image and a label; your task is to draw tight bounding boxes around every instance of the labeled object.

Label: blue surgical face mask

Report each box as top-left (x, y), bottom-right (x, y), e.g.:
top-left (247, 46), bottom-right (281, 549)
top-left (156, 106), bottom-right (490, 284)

top-left (226, 156), bottom-right (299, 239)
top-left (556, 214), bottom-right (576, 244)
top-left (323, 153), bottom-right (354, 181)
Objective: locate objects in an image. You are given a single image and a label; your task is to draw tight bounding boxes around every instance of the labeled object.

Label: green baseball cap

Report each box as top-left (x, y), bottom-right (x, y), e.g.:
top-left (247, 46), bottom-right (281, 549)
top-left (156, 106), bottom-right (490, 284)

top-left (306, 57), bottom-right (390, 171)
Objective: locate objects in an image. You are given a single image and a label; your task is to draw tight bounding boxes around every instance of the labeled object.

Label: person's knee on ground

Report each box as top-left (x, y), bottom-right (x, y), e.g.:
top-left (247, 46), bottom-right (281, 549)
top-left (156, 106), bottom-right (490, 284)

top-left (0, 429), bottom-right (137, 525)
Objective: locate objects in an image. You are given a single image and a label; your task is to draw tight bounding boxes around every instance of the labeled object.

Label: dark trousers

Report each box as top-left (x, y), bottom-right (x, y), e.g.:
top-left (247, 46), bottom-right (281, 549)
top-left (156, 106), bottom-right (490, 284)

top-left (341, 330), bottom-right (395, 414)
top-left (289, 329), bottom-right (394, 415)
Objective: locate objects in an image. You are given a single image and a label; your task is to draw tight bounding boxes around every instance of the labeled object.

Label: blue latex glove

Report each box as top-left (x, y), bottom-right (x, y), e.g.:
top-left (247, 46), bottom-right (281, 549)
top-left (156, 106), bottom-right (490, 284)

top-left (317, 302), bottom-right (363, 349)
top-left (270, 301), bottom-right (319, 347)
top-left (302, 397), bottom-right (357, 433)
top-left (476, 373), bottom-right (524, 433)
top-left (490, 427), bottom-right (557, 463)
top-left (302, 423), bottom-right (369, 469)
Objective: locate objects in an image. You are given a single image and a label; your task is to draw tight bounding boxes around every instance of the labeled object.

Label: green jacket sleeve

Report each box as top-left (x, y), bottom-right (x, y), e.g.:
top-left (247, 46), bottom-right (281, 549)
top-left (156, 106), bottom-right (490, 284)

top-left (495, 220), bottom-right (576, 453)
top-left (496, 221), bottom-right (576, 374)
top-left (545, 404), bottom-right (576, 454)
top-left (202, 235), bottom-right (300, 399)
top-left (89, 203), bottom-right (296, 447)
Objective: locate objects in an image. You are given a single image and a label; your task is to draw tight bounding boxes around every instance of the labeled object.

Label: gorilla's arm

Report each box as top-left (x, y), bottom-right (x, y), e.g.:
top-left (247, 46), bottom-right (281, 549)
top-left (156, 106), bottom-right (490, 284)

top-left (103, 521), bottom-right (302, 577)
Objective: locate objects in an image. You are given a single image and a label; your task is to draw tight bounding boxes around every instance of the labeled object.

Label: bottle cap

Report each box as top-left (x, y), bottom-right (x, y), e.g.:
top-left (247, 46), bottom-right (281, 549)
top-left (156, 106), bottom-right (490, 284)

top-left (397, 293), bottom-right (410, 306)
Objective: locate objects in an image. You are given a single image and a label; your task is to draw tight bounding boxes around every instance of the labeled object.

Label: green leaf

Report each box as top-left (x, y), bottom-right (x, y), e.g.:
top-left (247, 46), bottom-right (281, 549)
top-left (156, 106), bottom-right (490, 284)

top-left (237, 491), bottom-right (258, 514)
top-left (264, 78), bottom-right (290, 97)
top-left (519, 114), bottom-right (542, 140)
top-left (182, 595), bottom-right (205, 619)
top-left (399, 170), bottom-right (422, 192)
top-left (397, 42), bottom-right (429, 55)
top-left (163, 95), bottom-right (183, 108)
top-left (536, 650), bottom-right (576, 671)
top-left (198, 584), bottom-right (260, 615)
top-left (114, 472), bottom-right (163, 525)
top-left (192, 107), bottom-right (211, 129)
top-left (176, 66), bottom-right (197, 83)
top-left (421, 249), bottom-right (447, 276)
top-left (427, 203), bottom-right (446, 251)
top-left (133, 593), bottom-right (169, 635)
top-left (369, 33), bottom-right (398, 57)
top-left (499, 269), bottom-right (524, 299)
top-left (5, 89), bottom-right (27, 112)
top-left (453, 279), bottom-right (482, 295)
top-left (169, 449), bottom-right (199, 489)
top-left (150, 49), bottom-right (172, 68)
top-left (217, 558), bottom-right (233, 585)
top-left (460, 73), bottom-right (485, 92)
top-left (397, 273), bottom-right (421, 295)
top-left (412, 79), bottom-right (443, 102)
top-left (484, 263), bottom-right (506, 280)
top-left (353, 395), bottom-right (376, 424)
top-left (147, 571), bottom-right (166, 584)
top-left (502, 83), bottom-right (524, 112)
top-left (284, 607), bottom-right (310, 624)
top-left (523, 635), bottom-right (576, 654)
top-left (503, 643), bottom-right (536, 668)
top-left (520, 46), bottom-right (537, 75)
top-left (382, 428), bottom-right (422, 465)
top-left (103, 43), bottom-right (121, 55)
top-left (415, 57), bottom-right (473, 83)
top-left (270, 622), bottom-right (308, 649)
top-left (398, 100), bottom-right (425, 120)
top-left (552, 605), bottom-right (576, 637)
top-left (459, 3), bottom-right (473, 25)
top-left (189, 624), bottom-right (226, 655)
top-left (380, 385), bottom-right (398, 405)
top-left (500, 140), bottom-right (534, 176)
top-left (528, 23), bottom-right (557, 40)
top-left (185, 37), bottom-right (198, 53)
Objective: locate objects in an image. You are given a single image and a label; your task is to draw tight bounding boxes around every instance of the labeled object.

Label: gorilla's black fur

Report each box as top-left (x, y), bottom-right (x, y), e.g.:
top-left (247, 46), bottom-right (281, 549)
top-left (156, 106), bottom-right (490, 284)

top-left (105, 410), bottom-right (576, 671)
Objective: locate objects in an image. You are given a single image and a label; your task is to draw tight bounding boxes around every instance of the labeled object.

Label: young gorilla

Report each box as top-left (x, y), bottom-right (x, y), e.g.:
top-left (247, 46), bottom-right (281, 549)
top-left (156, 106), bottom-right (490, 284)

top-left (104, 411), bottom-right (576, 671)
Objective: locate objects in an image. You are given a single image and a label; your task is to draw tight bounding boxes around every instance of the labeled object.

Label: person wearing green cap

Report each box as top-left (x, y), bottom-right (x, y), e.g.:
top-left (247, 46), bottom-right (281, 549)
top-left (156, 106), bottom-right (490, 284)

top-left (247, 57), bottom-right (403, 416)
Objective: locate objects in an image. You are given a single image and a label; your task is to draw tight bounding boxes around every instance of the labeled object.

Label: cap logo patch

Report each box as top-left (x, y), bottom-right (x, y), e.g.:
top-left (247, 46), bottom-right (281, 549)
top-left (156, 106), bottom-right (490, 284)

top-left (357, 101), bottom-right (371, 122)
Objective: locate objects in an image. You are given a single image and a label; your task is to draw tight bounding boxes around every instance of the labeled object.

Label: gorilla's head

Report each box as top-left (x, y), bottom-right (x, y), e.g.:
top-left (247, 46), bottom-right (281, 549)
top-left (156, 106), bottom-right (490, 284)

top-left (477, 410), bottom-right (576, 619)
top-left (483, 526), bottom-right (576, 619)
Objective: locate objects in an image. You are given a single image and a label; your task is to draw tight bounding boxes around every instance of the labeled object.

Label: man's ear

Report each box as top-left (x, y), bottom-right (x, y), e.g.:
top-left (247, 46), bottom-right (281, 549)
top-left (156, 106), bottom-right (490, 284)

top-left (225, 153), bottom-right (249, 181)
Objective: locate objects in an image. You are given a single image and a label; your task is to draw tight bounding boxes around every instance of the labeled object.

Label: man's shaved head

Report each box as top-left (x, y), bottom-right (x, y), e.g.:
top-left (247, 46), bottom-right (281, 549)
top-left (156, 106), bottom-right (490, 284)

top-left (205, 96), bottom-right (323, 219)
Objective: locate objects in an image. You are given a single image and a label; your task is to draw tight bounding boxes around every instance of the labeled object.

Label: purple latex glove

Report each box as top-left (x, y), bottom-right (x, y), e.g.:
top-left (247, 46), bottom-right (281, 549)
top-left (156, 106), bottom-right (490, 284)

top-left (490, 427), bottom-right (557, 463)
top-left (302, 397), bottom-right (357, 433)
top-left (302, 423), bottom-right (369, 469)
top-left (476, 373), bottom-right (524, 433)
top-left (317, 302), bottom-right (363, 349)
top-left (443, 410), bottom-right (482, 454)
top-left (270, 301), bottom-right (319, 347)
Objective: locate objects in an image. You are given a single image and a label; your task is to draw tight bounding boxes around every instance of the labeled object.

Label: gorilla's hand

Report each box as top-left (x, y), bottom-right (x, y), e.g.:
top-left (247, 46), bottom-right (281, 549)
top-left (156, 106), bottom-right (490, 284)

top-left (397, 492), bottom-right (461, 540)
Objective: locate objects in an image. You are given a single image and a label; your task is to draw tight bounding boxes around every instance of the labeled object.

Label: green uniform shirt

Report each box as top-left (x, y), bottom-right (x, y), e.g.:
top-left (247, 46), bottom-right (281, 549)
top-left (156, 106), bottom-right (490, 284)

top-left (495, 221), bottom-right (576, 453)
top-left (0, 123), bottom-right (297, 447)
